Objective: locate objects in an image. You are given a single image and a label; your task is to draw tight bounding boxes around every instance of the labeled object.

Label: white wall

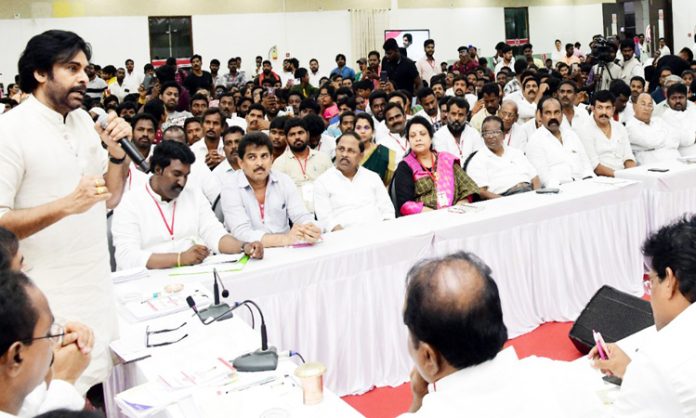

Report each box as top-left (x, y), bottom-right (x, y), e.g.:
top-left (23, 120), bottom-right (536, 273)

top-left (192, 11), bottom-right (351, 77)
top-left (528, 4), bottom-right (603, 59)
top-left (0, 16), bottom-right (149, 88)
top-left (672, 0), bottom-right (696, 54)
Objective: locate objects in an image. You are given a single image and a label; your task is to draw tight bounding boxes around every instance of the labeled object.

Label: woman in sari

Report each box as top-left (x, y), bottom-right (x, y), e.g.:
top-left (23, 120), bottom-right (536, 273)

top-left (393, 116), bottom-right (479, 216)
top-left (354, 113), bottom-right (397, 186)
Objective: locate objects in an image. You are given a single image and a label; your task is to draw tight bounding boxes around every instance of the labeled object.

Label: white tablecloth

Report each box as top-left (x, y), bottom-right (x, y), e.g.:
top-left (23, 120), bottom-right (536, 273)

top-left (107, 179), bottom-right (647, 397)
top-left (106, 311), bottom-right (363, 418)
top-left (616, 160), bottom-right (696, 232)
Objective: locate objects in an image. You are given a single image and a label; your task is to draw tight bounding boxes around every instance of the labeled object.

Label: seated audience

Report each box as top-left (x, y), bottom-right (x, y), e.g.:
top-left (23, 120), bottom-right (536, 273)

top-left (467, 116), bottom-right (540, 199)
top-left (433, 97), bottom-right (484, 165)
top-left (221, 132), bottom-right (321, 247)
top-left (354, 113), bottom-right (397, 186)
top-left (469, 83), bottom-right (501, 132)
top-left (394, 116), bottom-right (478, 216)
top-left (111, 141), bottom-right (262, 270)
top-left (272, 118), bottom-right (332, 212)
top-left (625, 93), bottom-right (681, 164)
top-left (414, 88), bottom-right (442, 131)
top-left (557, 80), bottom-right (590, 132)
top-left (190, 108), bottom-right (226, 170)
top-left (376, 102), bottom-right (409, 161)
top-left (591, 215), bottom-right (696, 417)
top-left (268, 116), bottom-right (288, 160)
top-left (577, 90), bottom-right (636, 177)
top-left (0, 270), bottom-right (92, 417)
top-left (526, 97), bottom-right (594, 187)
top-left (160, 82), bottom-right (192, 129)
top-left (314, 132), bottom-right (395, 231)
top-left (497, 100), bottom-right (527, 152)
top-left (212, 126), bottom-right (244, 185)
top-left (660, 83), bottom-right (696, 156)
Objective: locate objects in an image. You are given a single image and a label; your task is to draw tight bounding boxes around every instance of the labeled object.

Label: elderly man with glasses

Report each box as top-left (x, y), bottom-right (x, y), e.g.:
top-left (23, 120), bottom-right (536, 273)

top-left (466, 116), bottom-right (541, 200)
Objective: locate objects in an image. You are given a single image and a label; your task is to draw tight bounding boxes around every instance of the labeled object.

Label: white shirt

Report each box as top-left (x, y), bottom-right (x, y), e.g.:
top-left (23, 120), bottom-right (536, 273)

top-left (578, 119), bottom-right (636, 171)
top-left (415, 56), bottom-right (442, 86)
top-left (317, 133), bottom-right (336, 160)
top-left (561, 105), bottom-right (591, 133)
top-left (612, 303), bottom-right (696, 417)
top-left (494, 57), bottom-right (516, 75)
top-left (19, 380), bottom-right (84, 417)
top-left (309, 70), bottom-right (324, 87)
top-left (212, 158), bottom-right (235, 187)
top-left (620, 57), bottom-right (644, 83)
top-left (661, 107), bottom-right (696, 156)
top-left (619, 101), bottom-right (635, 125)
top-left (163, 110), bottom-right (193, 130)
top-left (414, 108), bottom-right (442, 130)
top-left (466, 145), bottom-right (537, 194)
top-left (432, 125), bottom-right (484, 165)
top-left (0, 95), bottom-right (115, 393)
top-left (659, 45), bottom-right (671, 57)
top-left (526, 126), bottom-right (595, 187)
top-left (397, 348), bottom-right (565, 418)
top-left (122, 70), bottom-right (144, 94)
top-left (111, 180), bottom-right (228, 270)
top-left (190, 138), bottom-right (225, 163)
top-left (313, 166), bottom-right (395, 231)
top-left (551, 47), bottom-right (564, 64)
top-left (503, 122), bottom-right (529, 153)
top-left (376, 131), bottom-right (409, 162)
top-left (509, 91), bottom-right (537, 123)
top-left (226, 116), bottom-right (248, 131)
top-left (625, 117), bottom-right (681, 165)
top-left (188, 157), bottom-right (222, 204)
top-left (107, 81), bottom-right (129, 102)
top-left (220, 170), bottom-right (315, 242)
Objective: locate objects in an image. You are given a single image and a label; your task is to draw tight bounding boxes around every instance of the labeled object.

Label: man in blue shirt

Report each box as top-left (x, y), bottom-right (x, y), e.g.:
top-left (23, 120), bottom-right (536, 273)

top-left (330, 54), bottom-right (356, 81)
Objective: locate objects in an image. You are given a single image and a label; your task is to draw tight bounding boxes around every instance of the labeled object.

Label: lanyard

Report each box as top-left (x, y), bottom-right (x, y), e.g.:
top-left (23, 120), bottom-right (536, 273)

top-left (295, 154), bottom-right (310, 178)
top-left (418, 153), bottom-right (438, 183)
top-left (390, 133), bottom-right (407, 152)
top-left (259, 202), bottom-right (265, 222)
top-left (145, 184), bottom-right (176, 240)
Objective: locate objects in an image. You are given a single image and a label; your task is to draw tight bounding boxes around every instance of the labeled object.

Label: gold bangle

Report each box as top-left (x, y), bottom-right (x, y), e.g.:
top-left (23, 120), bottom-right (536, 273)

top-left (177, 252), bottom-right (181, 268)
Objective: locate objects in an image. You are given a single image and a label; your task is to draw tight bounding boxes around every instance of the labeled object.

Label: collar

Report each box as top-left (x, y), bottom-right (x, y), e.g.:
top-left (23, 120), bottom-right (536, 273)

top-left (146, 179), bottom-right (176, 204)
top-left (429, 347), bottom-right (519, 394)
top-left (333, 165), bottom-right (362, 181)
top-left (26, 94), bottom-right (71, 125)
top-left (287, 148), bottom-right (317, 160)
top-left (238, 169), bottom-right (279, 189)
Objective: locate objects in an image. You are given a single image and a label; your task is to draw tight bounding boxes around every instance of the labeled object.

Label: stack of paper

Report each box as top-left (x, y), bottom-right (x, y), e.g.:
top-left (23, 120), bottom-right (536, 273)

top-left (122, 282), bottom-right (212, 321)
top-left (116, 382), bottom-right (188, 418)
top-left (112, 268), bottom-right (149, 284)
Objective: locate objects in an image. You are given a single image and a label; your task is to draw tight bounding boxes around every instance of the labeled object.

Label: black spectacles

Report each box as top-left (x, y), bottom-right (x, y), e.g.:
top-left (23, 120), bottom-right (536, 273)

top-left (23, 323), bottom-right (65, 345)
top-left (146, 322), bottom-right (188, 348)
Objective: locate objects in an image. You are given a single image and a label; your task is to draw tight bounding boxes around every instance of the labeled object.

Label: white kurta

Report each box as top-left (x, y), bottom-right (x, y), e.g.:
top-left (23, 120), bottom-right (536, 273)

top-left (503, 122), bottom-right (529, 153)
top-left (612, 303), bottom-right (696, 417)
top-left (19, 380), bottom-right (84, 417)
top-left (0, 95), bottom-right (116, 393)
top-left (432, 125), bottom-right (484, 165)
top-left (376, 131), bottom-right (409, 163)
top-left (578, 119), bottom-right (636, 171)
top-left (660, 108), bottom-right (696, 156)
top-left (625, 117), bottom-right (681, 165)
top-left (111, 181), bottom-right (228, 270)
top-left (526, 126), bottom-right (595, 187)
top-left (466, 145), bottom-right (538, 194)
top-left (313, 166), bottom-right (395, 231)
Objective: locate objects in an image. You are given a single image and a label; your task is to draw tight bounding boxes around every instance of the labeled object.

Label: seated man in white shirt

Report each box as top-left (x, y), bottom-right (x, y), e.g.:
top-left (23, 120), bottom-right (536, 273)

top-left (399, 251), bottom-right (563, 417)
top-left (498, 100), bottom-right (527, 151)
top-left (111, 141), bottom-right (262, 270)
top-left (433, 97), bottom-right (484, 165)
top-left (526, 97), bottom-right (595, 187)
top-left (510, 75), bottom-right (543, 123)
top-left (414, 87), bottom-right (442, 131)
top-left (625, 93), bottom-right (681, 164)
top-left (0, 271), bottom-right (91, 417)
top-left (212, 126), bottom-right (243, 186)
top-left (467, 116), bottom-right (540, 199)
top-left (577, 90), bottom-right (636, 177)
top-left (660, 83), bottom-right (696, 156)
top-left (190, 108), bottom-right (226, 170)
top-left (314, 132), bottom-right (395, 231)
top-left (591, 215), bottom-right (696, 417)
top-left (376, 102), bottom-right (409, 160)
top-left (557, 80), bottom-right (590, 132)
top-left (221, 132), bottom-right (322, 248)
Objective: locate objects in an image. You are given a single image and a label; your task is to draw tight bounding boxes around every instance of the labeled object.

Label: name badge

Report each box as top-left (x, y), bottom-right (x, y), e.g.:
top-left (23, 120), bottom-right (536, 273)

top-left (437, 191), bottom-right (449, 208)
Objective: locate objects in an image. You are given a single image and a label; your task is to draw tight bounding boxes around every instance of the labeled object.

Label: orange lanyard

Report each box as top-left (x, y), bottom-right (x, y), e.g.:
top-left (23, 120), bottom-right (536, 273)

top-left (145, 184), bottom-right (176, 240)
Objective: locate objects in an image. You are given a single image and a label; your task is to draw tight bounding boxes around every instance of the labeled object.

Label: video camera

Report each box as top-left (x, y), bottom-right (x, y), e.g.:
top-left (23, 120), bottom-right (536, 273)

top-left (590, 35), bottom-right (615, 63)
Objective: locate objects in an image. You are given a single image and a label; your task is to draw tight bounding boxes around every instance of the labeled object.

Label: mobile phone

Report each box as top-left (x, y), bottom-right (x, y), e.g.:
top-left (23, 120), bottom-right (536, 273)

top-left (379, 70), bottom-right (388, 83)
top-left (535, 188), bottom-right (560, 194)
top-left (647, 168), bottom-right (669, 173)
top-left (602, 375), bottom-right (623, 386)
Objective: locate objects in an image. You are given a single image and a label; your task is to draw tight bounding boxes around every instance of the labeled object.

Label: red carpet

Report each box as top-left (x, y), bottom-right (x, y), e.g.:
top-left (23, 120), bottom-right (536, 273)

top-left (341, 321), bottom-right (582, 418)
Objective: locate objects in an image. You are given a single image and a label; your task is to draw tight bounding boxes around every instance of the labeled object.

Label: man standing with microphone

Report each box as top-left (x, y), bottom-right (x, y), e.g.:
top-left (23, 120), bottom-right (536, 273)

top-left (0, 30), bottom-right (131, 396)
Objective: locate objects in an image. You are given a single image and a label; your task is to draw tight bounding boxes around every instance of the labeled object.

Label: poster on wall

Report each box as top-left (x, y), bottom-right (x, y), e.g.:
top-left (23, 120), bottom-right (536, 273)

top-left (384, 29), bottom-right (430, 60)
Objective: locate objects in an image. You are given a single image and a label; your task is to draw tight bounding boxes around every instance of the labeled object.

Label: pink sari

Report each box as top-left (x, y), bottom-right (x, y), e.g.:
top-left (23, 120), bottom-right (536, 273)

top-left (400, 151), bottom-right (459, 216)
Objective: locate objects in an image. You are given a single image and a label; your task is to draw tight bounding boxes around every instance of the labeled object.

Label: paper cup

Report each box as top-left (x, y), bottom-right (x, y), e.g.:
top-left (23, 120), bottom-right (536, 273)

top-left (294, 362), bottom-right (326, 405)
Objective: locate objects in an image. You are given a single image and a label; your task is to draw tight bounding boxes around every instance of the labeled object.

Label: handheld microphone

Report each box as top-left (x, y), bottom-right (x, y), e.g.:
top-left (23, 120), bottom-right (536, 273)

top-left (97, 114), bottom-right (151, 173)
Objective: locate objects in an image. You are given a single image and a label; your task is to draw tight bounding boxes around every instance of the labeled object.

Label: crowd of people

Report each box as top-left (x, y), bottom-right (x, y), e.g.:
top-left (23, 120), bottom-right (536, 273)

top-left (0, 27), bottom-right (695, 417)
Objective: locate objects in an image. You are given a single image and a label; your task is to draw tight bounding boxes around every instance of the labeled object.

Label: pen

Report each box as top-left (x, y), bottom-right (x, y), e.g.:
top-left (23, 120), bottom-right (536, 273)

top-left (593, 330), bottom-right (608, 360)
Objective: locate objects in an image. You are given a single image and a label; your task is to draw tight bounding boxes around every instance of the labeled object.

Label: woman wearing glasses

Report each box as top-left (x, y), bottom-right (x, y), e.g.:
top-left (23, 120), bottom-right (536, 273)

top-left (393, 116), bottom-right (479, 216)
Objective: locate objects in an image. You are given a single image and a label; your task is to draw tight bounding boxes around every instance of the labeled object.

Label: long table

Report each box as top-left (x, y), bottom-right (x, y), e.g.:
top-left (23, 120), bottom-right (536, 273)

top-left (615, 160), bottom-right (696, 233)
top-left (108, 179), bottom-right (647, 397)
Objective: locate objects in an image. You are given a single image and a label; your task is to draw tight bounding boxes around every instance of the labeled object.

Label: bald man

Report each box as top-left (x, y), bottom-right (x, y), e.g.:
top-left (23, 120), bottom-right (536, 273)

top-left (399, 251), bottom-right (566, 417)
top-left (625, 92), bottom-right (681, 164)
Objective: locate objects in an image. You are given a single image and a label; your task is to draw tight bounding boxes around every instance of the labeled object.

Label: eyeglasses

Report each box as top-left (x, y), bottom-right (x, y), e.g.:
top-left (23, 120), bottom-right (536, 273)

top-left (481, 130), bottom-right (503, 138)
top-left (146, 322), bottom-right (188, 348)
top-left (23, 323), bottom-right (65, 345)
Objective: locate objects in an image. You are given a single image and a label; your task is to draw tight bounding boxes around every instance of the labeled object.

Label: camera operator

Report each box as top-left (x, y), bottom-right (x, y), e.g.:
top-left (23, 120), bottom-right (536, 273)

top-left (587, 36), bottom-right (622, 92)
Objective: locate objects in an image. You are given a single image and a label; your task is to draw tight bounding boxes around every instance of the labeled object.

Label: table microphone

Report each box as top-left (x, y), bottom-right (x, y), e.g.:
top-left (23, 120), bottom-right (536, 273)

top-left (97, 114), bottom-right (150, 173)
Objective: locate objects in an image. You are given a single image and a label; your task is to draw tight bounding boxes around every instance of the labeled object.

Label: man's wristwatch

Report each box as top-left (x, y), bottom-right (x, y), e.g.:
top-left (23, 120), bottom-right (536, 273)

top-left (109, 154), bottom-right (127, 165)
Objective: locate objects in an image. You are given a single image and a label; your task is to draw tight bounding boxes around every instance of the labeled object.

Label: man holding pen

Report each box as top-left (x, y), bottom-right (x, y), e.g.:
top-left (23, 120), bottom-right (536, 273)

top-left (590, 215), bottom-right (696, 416)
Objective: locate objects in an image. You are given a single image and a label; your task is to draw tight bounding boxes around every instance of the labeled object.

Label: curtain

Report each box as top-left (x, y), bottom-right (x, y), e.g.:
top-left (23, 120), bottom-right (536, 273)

top-left (350, 8), bottom-right (389, 63)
